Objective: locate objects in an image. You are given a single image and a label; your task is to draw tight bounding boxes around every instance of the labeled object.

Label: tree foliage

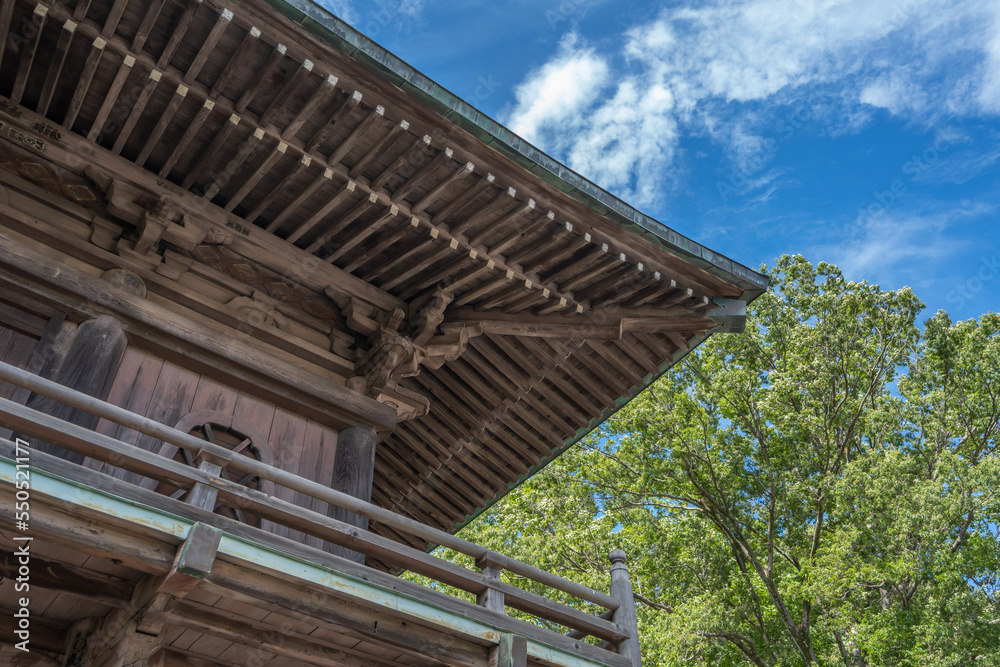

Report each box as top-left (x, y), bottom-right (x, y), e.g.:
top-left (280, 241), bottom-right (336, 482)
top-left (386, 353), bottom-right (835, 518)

top-left (456, 256), bottom-right (1000, 666)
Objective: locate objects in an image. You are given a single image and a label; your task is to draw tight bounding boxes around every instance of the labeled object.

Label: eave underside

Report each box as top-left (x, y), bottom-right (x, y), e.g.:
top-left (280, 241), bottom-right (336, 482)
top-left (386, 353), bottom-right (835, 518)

top-left (0, 0), bottom-right (764, 543)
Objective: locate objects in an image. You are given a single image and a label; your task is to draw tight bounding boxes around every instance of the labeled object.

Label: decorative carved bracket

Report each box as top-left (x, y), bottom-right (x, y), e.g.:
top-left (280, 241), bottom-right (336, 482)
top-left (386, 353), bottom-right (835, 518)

top-left (326, 284), bottom-right (482, 422)
top-left (84, 168), bottom-right (228, 271)
top-left (226, 291), bottom-right (288, 331)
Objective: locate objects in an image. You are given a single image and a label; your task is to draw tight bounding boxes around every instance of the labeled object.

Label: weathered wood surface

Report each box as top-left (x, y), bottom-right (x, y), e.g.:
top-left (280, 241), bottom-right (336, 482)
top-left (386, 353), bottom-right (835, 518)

top-left (0, 435), bottom-right (633, 667)
top-left (0, 396), bottom-right (626, 642)
top-left (329, 423), bottom-right (376, 562)
top-left (0, 0), bottom-right (758, 616)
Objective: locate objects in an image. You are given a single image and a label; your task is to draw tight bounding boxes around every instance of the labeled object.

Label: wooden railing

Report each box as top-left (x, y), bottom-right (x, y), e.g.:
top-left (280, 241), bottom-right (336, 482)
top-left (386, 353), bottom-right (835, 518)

top-left (0, 359), bottom-right (642, 666)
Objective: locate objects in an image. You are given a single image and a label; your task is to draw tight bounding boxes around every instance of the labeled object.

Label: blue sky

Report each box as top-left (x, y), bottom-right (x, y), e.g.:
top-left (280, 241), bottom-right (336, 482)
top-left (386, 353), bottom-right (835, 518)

top-left (318, 0), bottom-right (1000, 324)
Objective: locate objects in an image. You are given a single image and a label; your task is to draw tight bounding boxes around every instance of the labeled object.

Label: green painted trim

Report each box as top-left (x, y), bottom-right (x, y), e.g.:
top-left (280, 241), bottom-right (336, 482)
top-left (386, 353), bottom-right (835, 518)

top-left (0, 457), bottom-right (619, 667)
top-left (261, 0), bottom-right (768, 298)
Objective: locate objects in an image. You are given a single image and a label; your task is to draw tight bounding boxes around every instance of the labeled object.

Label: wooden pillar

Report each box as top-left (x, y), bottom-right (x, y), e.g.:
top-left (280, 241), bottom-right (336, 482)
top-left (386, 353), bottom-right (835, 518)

top-left (21, 314), bottom-right (127, 464)
top-left (17, 270), bottom-right (142, 463)
top-left (327, 423), bottom-right (376, 563)
top-left (488, 633), bottom-right (527, 667)
top-left (609, 549), bottom-right (642, 666)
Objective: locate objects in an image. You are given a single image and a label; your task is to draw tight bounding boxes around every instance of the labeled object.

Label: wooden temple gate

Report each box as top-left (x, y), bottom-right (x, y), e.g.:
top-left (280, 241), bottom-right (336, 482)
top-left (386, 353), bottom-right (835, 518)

top-left (0, 0), bottom-right (767, 664)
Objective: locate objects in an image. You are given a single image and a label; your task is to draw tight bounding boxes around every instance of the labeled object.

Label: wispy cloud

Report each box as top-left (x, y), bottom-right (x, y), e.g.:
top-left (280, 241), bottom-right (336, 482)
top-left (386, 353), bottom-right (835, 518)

top-left (815, 202), bottom-right (994, 287)
top-left (315, 0), bottom-right (358, 24)
top-left (502, 0), bottom-right (1000, 208)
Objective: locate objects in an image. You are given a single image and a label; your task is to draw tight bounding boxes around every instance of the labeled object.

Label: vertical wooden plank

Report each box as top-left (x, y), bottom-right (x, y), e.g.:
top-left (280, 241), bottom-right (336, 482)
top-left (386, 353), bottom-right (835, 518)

top-left (187, 374), bottom-right (238, 415)
top-left (0, 326), bottom-right (37, 400)
top-left (128, 360), bottom-right (201, 488)
top-left (88, 347), bottom-right (164, 477)
top-left (232, 391), bottom-right (276, 528)
top-left (300, 420), bottom-right (336, 550)
top-left (489, 634), bottom-right (527, 667)
top-left (263, 406), bottom-right (309, 541)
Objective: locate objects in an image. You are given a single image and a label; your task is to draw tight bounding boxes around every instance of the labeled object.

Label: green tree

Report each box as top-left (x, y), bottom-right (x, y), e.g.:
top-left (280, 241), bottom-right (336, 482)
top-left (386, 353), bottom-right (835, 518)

top-left (457, 256), bottom-right (1000, 666)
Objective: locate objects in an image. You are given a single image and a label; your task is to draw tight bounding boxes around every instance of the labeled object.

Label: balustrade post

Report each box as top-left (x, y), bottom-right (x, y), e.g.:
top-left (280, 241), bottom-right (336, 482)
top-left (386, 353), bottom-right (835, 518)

top-left (609, 549), bottom-right (642, 666)
top-left (476, 552), bottom-right (505, 612)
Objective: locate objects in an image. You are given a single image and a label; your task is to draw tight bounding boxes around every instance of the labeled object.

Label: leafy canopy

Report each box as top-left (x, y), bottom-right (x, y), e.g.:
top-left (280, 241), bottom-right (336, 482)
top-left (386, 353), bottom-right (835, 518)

top-left (456, 256), bottom-right (1000, 666)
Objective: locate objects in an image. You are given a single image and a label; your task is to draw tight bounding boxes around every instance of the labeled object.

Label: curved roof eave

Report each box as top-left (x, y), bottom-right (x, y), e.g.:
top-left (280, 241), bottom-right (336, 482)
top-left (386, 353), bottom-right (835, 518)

top-left (265, 0), bottom-right (770, 303)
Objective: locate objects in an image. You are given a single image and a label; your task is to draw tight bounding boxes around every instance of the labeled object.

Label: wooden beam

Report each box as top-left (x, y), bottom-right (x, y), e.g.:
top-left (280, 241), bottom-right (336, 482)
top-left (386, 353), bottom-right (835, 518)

top-left (327, 104), bottom-right (385, 165)
top-left (204, 128), bottom-right (264, 200)
top-left (158, 98), bottom-right (214, 177)
top-left (305, 191), bottom-right (377, 254)
top-left (370, 134), bottom-right (431, 191)
top-left (112, 68), bottom-right (162, 155)
top-left (388, 146), bottom-right (453, 205)
top-left (0, 547), bottom-right (132, 606)
top-left (325, 203), bottom-right (398, 263)
top-left (236, 41), bottom-right (286, 112)
top-left (450, 186), bottom-right (517, 236)
top-left (223, 138), bottom-right (287, 212)
top-left (183, 8), bottom-right (232, 84)
top-left (305, 89), bottom-right (362, 153)
top-left (431, 173), bottom-right (494, 226)
top-left (285, 178), bottom-right (356, 244)
top-left (181, 112), bottom-right (241, 189)
top-left (265, 165), bottom-right (334, 232)
top-left (246, 153), bottom-right (312, 222)
top-left (411, 160), bottom-right (475, 213)
top-left (130, 0), bottom-right (167, 53)
top-left (10, 4), bottom-right (48, 105)
top-left (209, 25), bottom-right (260, 99)
top-left (283, 73), bottom-right (338, 139)
top-left (259, 58), bottom-right (314, 127)
top-left (36, 18), bottom-right (77, 117)
top-left (62, 35), bottom-right (105, 129)
top-left (100, 0), bottom-right (128, 37)
top-left (0, 0), bottom-right (15, 73)
top-left (136, 82), bottom-right (188, 167)
top-left (349, 119), bottom-right (409, 179)
top-left (156, 0), bottom-right (202, 70)
top-left (166, 601), bottom-right (400, 667)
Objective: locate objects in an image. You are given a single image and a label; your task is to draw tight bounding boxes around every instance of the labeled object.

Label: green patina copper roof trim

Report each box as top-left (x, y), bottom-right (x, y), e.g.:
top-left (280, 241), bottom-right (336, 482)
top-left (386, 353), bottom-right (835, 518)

top-left (265, 0), bottom-right (769, 300)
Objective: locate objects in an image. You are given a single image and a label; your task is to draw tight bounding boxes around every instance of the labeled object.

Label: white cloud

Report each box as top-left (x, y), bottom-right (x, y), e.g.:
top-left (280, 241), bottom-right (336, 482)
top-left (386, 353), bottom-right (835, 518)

top-left (316, 0), bottom-right (358, 24)
top-left (502, 0), bottom-right (1000, 208)
top-left (507, 34), bottom-right (611, 147)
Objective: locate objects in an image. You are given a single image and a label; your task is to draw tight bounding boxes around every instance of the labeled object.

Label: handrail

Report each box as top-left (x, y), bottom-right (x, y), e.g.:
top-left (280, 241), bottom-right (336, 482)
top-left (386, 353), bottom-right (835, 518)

top-left (0, 360), bottom-right (623, 633)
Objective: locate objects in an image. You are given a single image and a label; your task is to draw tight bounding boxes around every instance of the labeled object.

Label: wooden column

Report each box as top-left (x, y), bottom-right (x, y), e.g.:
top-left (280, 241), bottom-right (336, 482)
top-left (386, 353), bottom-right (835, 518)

top-left (488, 633), bottom-right (527, 667)
top-left (609, 549), bottom-right (642, 666)
top-left (21, 314), bottom-right (127, 464)
top-left (17, 270), bottom-right (143, 463)
top-left (327, 423), bottom-right (376, 563)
